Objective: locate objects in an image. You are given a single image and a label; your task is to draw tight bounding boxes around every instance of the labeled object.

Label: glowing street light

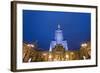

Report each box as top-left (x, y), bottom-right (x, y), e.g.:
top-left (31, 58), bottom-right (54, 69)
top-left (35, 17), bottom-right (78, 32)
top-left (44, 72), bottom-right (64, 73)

top-left (65, 54), bottom-right (69, 58)
top-left (27, 44), bottom-right (35, 48)
top-left (48, 55), bottom-right (52, 59)
top-left (31, 44), bottom-right (35, 47)
top-left (81, 43), bottom-right (87, 47)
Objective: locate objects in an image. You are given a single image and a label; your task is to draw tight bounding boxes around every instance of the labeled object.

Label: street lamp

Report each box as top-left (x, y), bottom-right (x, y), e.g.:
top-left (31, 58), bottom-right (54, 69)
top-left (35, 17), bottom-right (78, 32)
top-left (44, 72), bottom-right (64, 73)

top-left (65, 54), bottom-right (69, 60)
top-left (81, 43), bottom-right (87, 47)
top-left (65, 54), bottom-right (69, 58)
top-left (48, 54), bottom-right (52, 61)
top-left (48, 55), bottom-right (52, 59)
top-left (27, 44), bottom-right (35, 48)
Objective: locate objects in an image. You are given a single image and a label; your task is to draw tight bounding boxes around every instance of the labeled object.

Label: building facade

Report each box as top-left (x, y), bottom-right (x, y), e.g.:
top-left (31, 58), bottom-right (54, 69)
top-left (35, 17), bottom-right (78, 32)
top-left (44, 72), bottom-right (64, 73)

top-left (23, 24), bottom-right (91, 62)
top-left (23, 42), bottom-right (90, 62)
top-left (49, 24), bottom-right (68, 51)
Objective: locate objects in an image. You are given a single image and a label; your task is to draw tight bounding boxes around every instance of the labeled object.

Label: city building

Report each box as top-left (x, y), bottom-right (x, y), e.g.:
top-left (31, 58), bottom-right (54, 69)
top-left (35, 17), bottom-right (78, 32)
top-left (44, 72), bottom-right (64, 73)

top-left (49, 24), bottom-right (68, 51)
top-left (23, 24), bottom-right (91, 62)
top-left (23, 42), bottom-right (90, 62)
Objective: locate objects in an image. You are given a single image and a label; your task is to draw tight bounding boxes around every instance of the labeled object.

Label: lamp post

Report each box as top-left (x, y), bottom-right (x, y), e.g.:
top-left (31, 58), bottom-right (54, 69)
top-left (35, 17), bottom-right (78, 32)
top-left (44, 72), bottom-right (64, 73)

top-left (81, 43), bottom-right (88, 60)
top-left (65, 54), bottom-right (69, 60)
top-left (48, 54), bottom-right (52, 61)
top-left (27, 44), bottom-right (35, 48)
top-left (81, 43), bottom-right (87, 48)
top-left (27, 44), bottom-right (35, 62)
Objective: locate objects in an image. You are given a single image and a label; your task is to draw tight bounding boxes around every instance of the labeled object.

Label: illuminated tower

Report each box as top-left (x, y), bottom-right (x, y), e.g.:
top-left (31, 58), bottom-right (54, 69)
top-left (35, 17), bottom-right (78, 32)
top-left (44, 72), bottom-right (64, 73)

top-left (49, 24), bottom-right (68, 51)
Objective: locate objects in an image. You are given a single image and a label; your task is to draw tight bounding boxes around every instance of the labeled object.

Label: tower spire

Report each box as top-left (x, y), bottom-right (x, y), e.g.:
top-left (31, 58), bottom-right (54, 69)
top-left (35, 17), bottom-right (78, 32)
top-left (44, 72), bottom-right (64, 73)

top-left (58, 24), bottom-right (60, 29)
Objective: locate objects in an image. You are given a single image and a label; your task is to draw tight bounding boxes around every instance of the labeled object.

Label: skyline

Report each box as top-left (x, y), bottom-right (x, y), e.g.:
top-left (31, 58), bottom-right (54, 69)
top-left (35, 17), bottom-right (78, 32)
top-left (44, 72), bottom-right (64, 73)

top-left (23, 10), bottom-right (91, 51)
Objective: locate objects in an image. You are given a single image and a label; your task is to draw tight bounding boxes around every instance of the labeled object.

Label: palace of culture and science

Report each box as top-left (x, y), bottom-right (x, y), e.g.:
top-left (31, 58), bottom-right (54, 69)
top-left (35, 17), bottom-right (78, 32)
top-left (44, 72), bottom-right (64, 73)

top-left (23, 24), bottom-right (91, 62)
top-left (49, 24), bottom-right (68, 51)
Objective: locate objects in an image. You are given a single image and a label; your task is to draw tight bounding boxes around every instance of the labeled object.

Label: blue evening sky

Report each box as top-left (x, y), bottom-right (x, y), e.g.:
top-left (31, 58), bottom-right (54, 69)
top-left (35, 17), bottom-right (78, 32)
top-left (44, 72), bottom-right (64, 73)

top-left (23, 10), bottom-right (91, 51)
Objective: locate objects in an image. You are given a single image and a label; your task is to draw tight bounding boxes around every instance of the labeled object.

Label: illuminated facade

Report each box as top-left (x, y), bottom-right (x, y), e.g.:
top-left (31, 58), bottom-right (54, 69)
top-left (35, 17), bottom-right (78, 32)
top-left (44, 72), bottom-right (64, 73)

top-left (49, 24), bottom-right (68, 51)
top-left (23, 42), bottom-right (91, 62)
top-left (80, 42), bottom-right (91, 59)
top-left (23, 25), bottom-right (91, 62)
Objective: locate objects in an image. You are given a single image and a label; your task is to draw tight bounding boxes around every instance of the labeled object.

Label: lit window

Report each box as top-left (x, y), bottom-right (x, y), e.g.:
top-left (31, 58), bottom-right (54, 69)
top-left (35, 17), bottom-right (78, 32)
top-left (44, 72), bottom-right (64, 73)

top-left (71, 52), bottom-right (74, 55)
top-left (43, 53), bottom-right (47, 56)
